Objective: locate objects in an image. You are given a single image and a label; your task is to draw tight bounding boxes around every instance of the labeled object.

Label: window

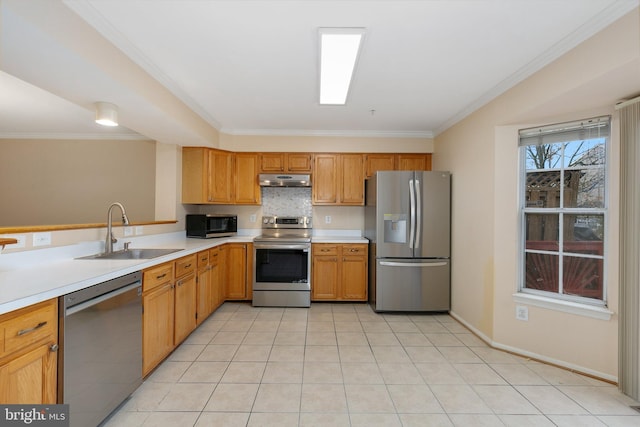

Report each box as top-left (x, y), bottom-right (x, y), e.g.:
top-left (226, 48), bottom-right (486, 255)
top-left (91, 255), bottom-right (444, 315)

top-left (519, 116), bottom-right (609, 305)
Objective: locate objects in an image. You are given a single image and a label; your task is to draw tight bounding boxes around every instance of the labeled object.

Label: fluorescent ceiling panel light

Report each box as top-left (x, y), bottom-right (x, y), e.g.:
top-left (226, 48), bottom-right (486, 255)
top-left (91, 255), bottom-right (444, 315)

top-left (319, 28), bottom-right (365, 105)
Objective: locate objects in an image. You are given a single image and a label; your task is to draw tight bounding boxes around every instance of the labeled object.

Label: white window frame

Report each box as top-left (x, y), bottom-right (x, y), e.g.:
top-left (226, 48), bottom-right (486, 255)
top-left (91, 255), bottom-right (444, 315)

top-left (517, 116), bottom-right (611, 317)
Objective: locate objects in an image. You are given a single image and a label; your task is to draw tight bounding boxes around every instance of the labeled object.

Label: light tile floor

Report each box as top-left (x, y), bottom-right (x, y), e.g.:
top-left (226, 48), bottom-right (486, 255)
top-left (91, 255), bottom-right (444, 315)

top-left (105, 302), bottom-right (640, 427)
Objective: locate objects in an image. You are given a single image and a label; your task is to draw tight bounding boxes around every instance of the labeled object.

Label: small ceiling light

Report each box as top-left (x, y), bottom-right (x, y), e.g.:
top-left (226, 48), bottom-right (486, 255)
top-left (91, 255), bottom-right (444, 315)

top-left (94, 102), bottom-right (119, 126)
top-left (319, 28), bottom-right (365, 105)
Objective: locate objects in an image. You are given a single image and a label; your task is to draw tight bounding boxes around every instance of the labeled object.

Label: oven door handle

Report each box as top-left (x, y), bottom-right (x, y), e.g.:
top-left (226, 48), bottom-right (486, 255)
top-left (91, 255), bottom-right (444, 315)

top-left (254, 243), bottom-right (310, 251)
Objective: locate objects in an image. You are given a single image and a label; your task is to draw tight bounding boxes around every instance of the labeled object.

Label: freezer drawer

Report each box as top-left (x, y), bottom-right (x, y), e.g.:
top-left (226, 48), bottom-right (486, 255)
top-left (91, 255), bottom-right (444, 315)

top-left (373, 258), bottom-right (450, 312)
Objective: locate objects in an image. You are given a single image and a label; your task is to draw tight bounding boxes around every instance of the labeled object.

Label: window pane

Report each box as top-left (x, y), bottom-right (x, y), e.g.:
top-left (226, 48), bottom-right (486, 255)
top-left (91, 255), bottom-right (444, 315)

top-left (525, 213), bottom-right (559, 251)
top-left (525, 252), bottom-right (559, 293)
top-left (563, 139), bottom-right (605, 167)
top-left (563, 256), bottom-right (603, 300)
top-left (525, 144), bottom-right (561, 170)
top-left (563, 168), bottom-right (605, 208)
top-left (526, 171), bottom-right (561, 208)
top-left (563, 214), bottom-right (604, 255)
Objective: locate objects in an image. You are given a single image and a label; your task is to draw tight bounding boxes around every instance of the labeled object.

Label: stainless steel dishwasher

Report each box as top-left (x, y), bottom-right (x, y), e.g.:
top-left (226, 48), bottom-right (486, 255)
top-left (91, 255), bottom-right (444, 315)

top-left (59, 271), bottom-right (143, 427)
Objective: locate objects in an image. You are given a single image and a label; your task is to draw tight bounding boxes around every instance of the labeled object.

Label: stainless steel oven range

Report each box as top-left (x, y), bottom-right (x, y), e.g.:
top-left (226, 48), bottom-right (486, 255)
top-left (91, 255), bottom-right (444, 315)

top-left (253, 216), bottom-right (312, 307)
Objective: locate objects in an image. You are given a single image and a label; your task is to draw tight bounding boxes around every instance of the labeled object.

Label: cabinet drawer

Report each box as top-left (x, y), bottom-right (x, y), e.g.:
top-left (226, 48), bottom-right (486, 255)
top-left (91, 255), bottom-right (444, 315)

top-left (209, 247), bottom-right (220, 266)
top-left (0, 299), bottom-right (57, 358)
top-left (175, 255), bottom-right (196, 278)
top-left (143, 262), bottom-right (174, 292)
top-left (342, 245), bottom-right (367, 255)
top-left (313, 245), bottom-right (338, 256)
top-left (197, 251), bottom-right (209, 268)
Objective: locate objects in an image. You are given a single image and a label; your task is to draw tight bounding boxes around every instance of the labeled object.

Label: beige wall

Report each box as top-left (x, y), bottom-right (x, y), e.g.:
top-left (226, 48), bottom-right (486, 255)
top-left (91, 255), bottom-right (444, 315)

top-left (0, 138), bottom-right (156, 226)
top-left (220, 133), bottom-right (434, 153)
top-left (434, 8), bottom-right (639, 379)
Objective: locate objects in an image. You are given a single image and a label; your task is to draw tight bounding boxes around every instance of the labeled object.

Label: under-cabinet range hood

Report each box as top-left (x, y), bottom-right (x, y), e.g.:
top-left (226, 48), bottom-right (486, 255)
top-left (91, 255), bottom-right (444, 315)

top-left (259, 174), bottom-right (311, 187)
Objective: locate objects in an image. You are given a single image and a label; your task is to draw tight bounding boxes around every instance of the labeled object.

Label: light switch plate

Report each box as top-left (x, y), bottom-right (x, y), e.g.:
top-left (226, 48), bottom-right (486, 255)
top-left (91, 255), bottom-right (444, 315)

top-left (250, 214), bottom-right (257, 223)
top-left (325, 216), bottom-right (332, 224)
top-left (33, 232), bottom-right (52, 247)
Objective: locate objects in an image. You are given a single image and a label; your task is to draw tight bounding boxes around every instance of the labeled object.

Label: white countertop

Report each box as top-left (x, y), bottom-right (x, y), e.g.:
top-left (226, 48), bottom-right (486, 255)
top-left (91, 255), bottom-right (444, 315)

top-left (0, 232), bottom-right (251, 315)
top-left (0, 231), bottom-right (367, 315)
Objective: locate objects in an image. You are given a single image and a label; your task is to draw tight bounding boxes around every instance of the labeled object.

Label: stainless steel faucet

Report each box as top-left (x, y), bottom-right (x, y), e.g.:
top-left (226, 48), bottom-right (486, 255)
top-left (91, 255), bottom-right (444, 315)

top-left (105, 202), bottom-right (130, 254)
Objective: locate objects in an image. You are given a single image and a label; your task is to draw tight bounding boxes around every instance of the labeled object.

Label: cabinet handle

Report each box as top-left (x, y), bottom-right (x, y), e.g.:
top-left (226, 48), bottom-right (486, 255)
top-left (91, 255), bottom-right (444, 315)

top-left (17, 321), bottom-right (47, 336)
top-left (156, 273), bottom-right (167, 280)
top-left (49, 344), bottom-right (59, 352)
top-left (184, 263), bottom-right (192, 269)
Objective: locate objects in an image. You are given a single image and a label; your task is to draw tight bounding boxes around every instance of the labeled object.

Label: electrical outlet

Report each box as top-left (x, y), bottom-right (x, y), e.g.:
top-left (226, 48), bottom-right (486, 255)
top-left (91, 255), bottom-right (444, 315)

top-left (124, 227), bottom-right (134, 236)
top-left (250, 214), bottom-right (257, 223)
top-left (33, 232), bottom-right (52, 247)
top-left (135, 226), bottom-right (144, 235)
top-left (516, 305), bottom-right (529, 321)
top-left (325, 215), bottom-right (332, 224)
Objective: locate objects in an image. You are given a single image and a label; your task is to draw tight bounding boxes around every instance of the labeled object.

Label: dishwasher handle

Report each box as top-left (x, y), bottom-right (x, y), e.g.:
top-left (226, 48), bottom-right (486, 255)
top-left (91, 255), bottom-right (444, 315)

top-left (65, 282), bottom-right (141, 316)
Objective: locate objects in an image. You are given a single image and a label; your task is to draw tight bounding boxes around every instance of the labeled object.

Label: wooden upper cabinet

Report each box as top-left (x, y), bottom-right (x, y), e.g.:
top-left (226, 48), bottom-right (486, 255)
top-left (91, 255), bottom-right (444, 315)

top-left (312, 154), bottom-right (339, 204)
top-left (234, 153), bottom-right (260, 204)
top-left (313, 154), bottom-right (364, 206)
top-left (182, 147), bottom-right (210, 204)
top-left (396, 154), bottom-right (432, 171)
top-left (260, 153), bottom-right (312, 173)
top-left (365, 153), bottom-right (396, 178)
top-left (208, 149), bottom-right (234, 203)
top-left (340, 154), bottom-right (365, 205)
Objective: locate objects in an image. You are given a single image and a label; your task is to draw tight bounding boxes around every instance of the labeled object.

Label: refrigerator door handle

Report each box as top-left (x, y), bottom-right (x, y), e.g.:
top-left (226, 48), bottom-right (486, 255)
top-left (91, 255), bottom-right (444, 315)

top-left (380, 261), bottom-right (448, 268)
top-left (414, 178), bottom-right (421, 249)
top-left (409, 179), bottom-right (415, 249)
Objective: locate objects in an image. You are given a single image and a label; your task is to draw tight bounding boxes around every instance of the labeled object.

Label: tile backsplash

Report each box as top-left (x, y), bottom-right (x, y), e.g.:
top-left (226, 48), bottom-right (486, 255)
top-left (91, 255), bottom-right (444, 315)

top-left (261, 187), bottom-right (312, 217)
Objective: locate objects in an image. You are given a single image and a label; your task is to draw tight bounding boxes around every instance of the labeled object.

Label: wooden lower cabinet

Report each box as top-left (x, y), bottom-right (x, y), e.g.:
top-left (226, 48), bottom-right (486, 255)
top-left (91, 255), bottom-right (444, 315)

top-left (0, 299), bottom-right (58, 404)
top-left (312, 244), bottom-right (368, 301)
top-left (142, 255), bottom-right (196, 376)
top-left (142, 282), bottom-right (174, 376)
top-left (225, 243), bottom-right (253, 300)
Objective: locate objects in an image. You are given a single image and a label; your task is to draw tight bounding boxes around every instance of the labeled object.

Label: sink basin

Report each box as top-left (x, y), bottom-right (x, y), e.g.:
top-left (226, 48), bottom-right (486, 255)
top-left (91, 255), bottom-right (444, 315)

top-left (77, 248), bottom-right (183, 260)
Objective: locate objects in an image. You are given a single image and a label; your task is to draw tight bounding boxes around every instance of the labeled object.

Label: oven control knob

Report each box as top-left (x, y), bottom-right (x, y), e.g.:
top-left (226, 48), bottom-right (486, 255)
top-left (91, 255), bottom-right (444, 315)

top-left (269, 218), bottom-right (275, 224)
top-left (263, 218), bottom-right (269, 224)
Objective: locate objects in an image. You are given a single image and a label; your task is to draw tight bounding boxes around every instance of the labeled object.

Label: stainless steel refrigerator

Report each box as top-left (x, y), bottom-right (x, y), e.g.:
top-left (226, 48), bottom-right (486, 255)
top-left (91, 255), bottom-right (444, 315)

top-left (365, 171), bottom-right (451, 312)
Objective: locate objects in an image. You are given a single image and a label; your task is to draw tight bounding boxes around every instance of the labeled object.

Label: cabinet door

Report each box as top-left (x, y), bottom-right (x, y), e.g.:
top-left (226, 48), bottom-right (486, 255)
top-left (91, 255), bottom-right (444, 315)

top-left (312, 154), bottom-right (339, 204)
top-left (341, 254), bottom-right (368, 300)
top-left (260, 153), bottom-right (285, 172)
top-left (340, 154), bottom-right (365, 205)
top-left (208, 150), bottom-right (233, 203)
top-left (182, 147), bottom-right (209, 203)
top-left (312, 255), bottom-right (339, 300)
top-left (287, 153), bottom-right (312, 172)
top-left (174, 273), bottom-right (197, 345)
top-left (225, 244), bottom-right (248, 299)
top-left (196, 266), bottom-right (211, 326)
top-left (143, 283), bottom-right (174, 376)
top-left (234, 153), bottom-right (260, 204)
top-left (365, 154), bottom-right (395, 178)
top-left (397, 154), bottom-right (432, 171)
top-left (0, 342), bottom-right (57, 404)
top-left (209, 247), bottom-right (222, 310)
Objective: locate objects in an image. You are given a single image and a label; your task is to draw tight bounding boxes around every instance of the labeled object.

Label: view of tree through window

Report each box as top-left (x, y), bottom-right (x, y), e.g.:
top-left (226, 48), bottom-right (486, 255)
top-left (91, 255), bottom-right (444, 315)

top-left (520, 117), bottom-right (608, 303)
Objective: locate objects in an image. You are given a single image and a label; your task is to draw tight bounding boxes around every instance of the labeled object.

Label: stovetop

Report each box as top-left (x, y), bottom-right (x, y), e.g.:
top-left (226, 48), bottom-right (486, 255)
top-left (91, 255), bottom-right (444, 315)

top-left (254, 216), bottom-right (312, 243)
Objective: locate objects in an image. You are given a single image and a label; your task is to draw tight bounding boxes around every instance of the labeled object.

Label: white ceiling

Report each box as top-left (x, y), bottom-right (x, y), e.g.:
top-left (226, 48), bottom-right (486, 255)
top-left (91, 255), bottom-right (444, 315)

top-left (1, 0), bottom-right (638, 144)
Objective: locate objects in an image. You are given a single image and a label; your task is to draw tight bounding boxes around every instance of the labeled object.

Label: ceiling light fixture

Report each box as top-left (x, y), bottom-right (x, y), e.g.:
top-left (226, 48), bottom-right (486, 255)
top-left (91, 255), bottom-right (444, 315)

top-left (94, 102), bottom-right (119, 126)
top-left (319, 28), bottom-right (365, 105)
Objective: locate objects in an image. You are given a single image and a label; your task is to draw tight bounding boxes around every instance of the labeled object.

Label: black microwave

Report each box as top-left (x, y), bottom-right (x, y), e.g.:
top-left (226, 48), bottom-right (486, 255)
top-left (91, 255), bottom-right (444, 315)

top-left (186, 214), bottom-right (237, 238)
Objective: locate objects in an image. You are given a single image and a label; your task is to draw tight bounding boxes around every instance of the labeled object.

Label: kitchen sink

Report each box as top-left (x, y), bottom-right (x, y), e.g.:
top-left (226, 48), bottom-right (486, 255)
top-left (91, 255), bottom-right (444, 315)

top-left (77, 248), bottom-right (183, 260)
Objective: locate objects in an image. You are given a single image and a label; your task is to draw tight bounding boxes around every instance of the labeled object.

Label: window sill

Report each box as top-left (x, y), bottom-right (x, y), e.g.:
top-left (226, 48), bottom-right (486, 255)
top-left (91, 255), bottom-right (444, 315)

top-left (512, 293), bottom-right (613, 320)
